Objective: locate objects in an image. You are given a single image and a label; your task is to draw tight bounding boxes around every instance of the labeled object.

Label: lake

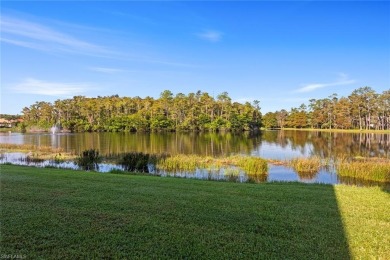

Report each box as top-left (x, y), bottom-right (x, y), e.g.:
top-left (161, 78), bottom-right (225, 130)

top-left (1, 130), bottom-right (389, 187)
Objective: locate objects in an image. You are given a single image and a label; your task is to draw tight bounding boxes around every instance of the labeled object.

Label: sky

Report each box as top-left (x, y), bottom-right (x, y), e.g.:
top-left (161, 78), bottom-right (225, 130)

top-left (1, 1), bottom-right (389, 115)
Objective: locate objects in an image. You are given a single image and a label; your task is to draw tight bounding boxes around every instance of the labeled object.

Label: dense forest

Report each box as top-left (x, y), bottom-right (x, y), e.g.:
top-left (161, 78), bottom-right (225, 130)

top-left (21, 90), bottom-right (262, 132)
top-left (19, 87), bottom-right (390, 132)
top-left (0, 114), bottom-right (22, 120)
top-left (262, 87), bottom-right (390, 130)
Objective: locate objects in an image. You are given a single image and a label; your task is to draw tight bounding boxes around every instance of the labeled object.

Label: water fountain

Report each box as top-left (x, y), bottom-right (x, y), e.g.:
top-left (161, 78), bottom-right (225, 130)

top-left (50, 125), bottom-right (59, 134)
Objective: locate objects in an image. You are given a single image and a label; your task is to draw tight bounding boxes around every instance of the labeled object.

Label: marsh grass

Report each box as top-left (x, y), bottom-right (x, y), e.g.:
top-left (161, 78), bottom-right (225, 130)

top-left (157, 154), bottom-right (202, 172)
top-left (119, 152), bottom-right (153, 173)
top-left (1, 146), bottom-right (268, 177)
top-left (156, 154), bottom-right (268, 175)
top-left (76, 149), bottom-right (102, 171)
top-left (0, 143), bottom-right (63, 153)
top-left (230, 155), bottom-right (268, 175)
top-left (51, 153), bottom-right (69, 163)
top-left (289, 157), bottom-right (322, 175)
top-left (267, 159), bottom-right (287, 166)
top-left (0, 143), bottom-right (76, 161)
top-left (224, 167), bottom-right (241, 182)
top-left (337, 159), bottom-right (390, 183)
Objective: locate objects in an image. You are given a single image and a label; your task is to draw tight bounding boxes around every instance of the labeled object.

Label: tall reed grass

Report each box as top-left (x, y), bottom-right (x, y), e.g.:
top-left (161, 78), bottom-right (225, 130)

top-left (229, 156), bottom-right (268, 175)
top-left (156, 154), bottom-right (268, 175)
top-left (0, 143), bottom-right (75, 160)
top-left (337, 160), bottom-right (390, 183)
top-left (156, 154), bottom-right (212, 172)
top-left (289, 157), bottom-right (322, 174)
top-left (0, 143), bottom-right (64, 153)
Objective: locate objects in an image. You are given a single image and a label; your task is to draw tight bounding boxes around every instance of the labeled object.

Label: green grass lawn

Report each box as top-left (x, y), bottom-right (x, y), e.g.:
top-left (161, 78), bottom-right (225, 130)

top-left (1, 165), bottom-right (389, 259)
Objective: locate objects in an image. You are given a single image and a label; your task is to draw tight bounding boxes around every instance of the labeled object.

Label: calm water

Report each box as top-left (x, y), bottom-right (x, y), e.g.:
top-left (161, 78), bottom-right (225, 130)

top-left (1, 130), bottom-right (389, 159)
top-left (1, 130), bottom-right (389, 187)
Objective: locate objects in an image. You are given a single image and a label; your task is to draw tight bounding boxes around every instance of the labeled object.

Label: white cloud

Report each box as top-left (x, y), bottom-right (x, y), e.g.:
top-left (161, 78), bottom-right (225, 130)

top-left (0, 14), bottom-right (197, 67)
top-left (0, 15), bottom-right (114, 57)
top-left (13, 78), bottom-right (91, 96)
top-left (295, 73), bottom-right (356, 93)
top-left (0, 37), bottom-right (47, 51)
top-left (89, 67), bottom-right (124, 74)
top-left (196, 30), bottom-right (223, 42)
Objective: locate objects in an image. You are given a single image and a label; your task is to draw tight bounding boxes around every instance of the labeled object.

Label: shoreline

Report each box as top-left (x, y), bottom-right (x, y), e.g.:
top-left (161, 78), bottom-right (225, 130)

top-left (267, 128), bottom-right (390, 134)
top-left (2, 127), bottom-right (390, 134)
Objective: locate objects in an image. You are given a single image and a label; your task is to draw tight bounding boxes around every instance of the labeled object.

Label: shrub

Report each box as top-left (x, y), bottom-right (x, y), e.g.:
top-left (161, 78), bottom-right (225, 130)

top-left (25, 156), bottom-right (45, 164)
top-left (76, 149), bottom-right (101, 171)
top-left (119, 152), bottom-right (150, 173)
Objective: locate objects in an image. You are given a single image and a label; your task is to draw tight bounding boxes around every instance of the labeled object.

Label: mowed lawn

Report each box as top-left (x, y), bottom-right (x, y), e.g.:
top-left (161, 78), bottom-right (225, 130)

top-left (1, 165), bottom-right (389, 259)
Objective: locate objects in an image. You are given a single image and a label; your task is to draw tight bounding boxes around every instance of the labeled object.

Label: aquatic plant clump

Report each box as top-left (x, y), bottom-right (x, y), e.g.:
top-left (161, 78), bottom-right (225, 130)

top-left (289, 157), bottom-right (322, 174)
top-left (229, 156), bottom-right (268, 175)
top-left (119, 152), bottom-right (151, 173)
top-left (0, 143), bottom-right (76, 161)
top-left (337, 160), bottom-right (390, 183)
top-left (76, 149), bottom-right (102, 171)
top-left (156, 154), bottom-right (268, 175)
top-left (156, 154), bottom-right (205, 172)
top-left (0, 143), bottom-right (64, 153)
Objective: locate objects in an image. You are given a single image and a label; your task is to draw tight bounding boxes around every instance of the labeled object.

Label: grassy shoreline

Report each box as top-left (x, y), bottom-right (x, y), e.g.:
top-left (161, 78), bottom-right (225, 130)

top-left (2, 144), bottom-right (390, 183)
top-left (3, 127), bottom-right (390, 134)
top-left (0, 143), bottom-right (76, 161)
top-left (336, 159), bottom-right (390, 183)
top-left (1, 165), bottom-right (389, 259)
top-left (278, 128), bottom-right (390, 134)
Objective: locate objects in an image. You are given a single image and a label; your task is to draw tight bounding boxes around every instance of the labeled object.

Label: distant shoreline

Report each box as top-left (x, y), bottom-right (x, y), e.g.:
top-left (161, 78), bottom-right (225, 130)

top-left (2, 127), bottom-right (390, 134)
top-left (268, 128), bottom-right (390, 134)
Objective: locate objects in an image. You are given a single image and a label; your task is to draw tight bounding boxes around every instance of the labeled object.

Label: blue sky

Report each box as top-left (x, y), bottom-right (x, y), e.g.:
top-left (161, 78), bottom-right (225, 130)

top-left (1, 1), bottom-right (389, 115)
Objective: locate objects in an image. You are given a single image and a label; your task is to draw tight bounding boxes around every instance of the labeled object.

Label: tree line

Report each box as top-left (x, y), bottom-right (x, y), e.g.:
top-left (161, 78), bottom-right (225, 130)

top-left (262, 87), bottom-right (390, 130)
top-left (21, 90), bottom-right (262, 132)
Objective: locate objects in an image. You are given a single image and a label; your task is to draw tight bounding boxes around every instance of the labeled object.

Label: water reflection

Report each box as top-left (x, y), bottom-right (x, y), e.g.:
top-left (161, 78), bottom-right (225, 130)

top-left (295, 171), bottom-right (318, 181)
top-left (1, 130), bottom-right (389, 160)
top-left (258, 130), bottom-right (390, 159)
top-left (337, 175), bottom-right (390, 188)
